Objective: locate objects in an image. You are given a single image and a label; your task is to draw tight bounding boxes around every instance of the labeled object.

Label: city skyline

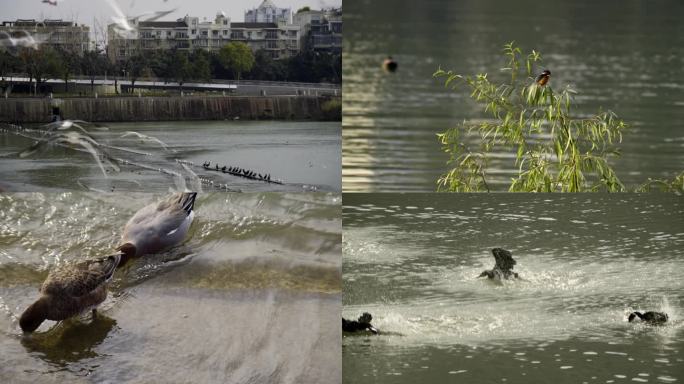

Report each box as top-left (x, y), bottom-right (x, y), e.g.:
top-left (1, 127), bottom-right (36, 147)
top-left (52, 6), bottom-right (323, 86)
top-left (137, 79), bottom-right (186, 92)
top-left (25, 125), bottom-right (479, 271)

top-left (0, 0), bottom-right (341, 44)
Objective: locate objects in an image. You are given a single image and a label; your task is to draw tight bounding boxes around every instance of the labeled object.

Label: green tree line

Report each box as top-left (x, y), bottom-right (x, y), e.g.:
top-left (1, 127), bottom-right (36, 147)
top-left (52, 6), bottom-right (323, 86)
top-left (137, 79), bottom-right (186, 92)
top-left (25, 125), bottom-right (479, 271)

top-left (0, 41), bottom-right (341, 95)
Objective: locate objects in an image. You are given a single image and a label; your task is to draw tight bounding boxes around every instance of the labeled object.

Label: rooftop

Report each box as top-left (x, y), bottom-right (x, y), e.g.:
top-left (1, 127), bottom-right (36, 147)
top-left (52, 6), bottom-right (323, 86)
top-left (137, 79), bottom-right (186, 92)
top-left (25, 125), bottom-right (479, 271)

top-left (1, 19), bottom-right (84, 28)
top-left (138, 20), bottom-right (188, 28)
top-left (231, 22), bottom-right (278, 29)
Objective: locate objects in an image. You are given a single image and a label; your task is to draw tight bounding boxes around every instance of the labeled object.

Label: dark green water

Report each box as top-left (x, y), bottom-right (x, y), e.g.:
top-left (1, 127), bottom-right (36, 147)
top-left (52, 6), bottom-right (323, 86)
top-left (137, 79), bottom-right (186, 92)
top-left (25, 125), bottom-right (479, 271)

top-left (343, 193), bottom-right (683, 383)
top-left (342, 0), bottom-right (684, 191)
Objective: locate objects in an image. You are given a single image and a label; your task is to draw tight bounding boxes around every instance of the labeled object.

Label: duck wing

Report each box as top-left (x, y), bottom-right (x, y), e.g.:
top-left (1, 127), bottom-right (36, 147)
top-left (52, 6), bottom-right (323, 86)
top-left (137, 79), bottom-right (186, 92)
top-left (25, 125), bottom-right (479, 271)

top-left (121, 192), bottom-right (196, 252)
top-left (41, 254), bottom-right (120, 298)
top-left (147, 192), bottom-right (196, 235)
top-left (492, 248), bottom-right (516, 272)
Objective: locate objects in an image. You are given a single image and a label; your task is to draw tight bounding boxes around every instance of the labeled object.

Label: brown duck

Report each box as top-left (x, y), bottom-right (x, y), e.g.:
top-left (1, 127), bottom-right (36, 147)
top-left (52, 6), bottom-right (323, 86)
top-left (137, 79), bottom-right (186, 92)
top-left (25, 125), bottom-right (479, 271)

top-left (19, 254), bottom-right (121, 333)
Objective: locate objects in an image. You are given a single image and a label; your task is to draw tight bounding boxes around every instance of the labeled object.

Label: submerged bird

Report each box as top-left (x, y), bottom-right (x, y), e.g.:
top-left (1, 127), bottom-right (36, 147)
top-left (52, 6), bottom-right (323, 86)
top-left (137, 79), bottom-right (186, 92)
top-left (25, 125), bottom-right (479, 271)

top-left (535, 69), bottom-right (551, 86)
top-left (19, 254), bottom-right (121, 333)
top-left (117, 192), bottom-right (197, 261)
top-left (478, 248), bottom-right (519, 280)
top-left (343, 312), bottom-right (379, 334)
top-left (382, 56), bottom-right (397, 72)
top-left (628, 311), bottom-right (668, 325)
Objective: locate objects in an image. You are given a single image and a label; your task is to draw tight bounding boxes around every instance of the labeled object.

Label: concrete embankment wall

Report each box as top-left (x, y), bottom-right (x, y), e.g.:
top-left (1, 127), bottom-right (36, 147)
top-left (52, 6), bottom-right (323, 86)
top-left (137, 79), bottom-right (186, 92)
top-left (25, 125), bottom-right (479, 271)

top-left (0, 95), bottom-right (341, 123)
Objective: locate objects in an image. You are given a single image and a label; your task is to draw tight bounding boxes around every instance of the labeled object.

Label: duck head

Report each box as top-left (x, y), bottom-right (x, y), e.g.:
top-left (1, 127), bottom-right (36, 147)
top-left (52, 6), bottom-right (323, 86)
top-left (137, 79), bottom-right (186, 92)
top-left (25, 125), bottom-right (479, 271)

top-left (20, 297), bottom-right (49, 333)
top-left (478, 269), bottom-right (493, 278)
top-left (359, 312), bottom-right (372, 324)
top-left (116, 242), bottom-right (137, 266)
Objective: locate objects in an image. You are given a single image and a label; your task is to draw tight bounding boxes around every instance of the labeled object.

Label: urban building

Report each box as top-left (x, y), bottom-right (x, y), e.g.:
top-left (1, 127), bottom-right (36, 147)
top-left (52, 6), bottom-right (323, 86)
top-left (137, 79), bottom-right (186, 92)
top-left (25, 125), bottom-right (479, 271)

top-left (292, 8), bottom-right (341, 54)
top-left (107, 13), bottom-right (299, 63)
top-left (0, 19), bottom-right (90, 54)
top-left (245, 0), bottom-right (291, 25)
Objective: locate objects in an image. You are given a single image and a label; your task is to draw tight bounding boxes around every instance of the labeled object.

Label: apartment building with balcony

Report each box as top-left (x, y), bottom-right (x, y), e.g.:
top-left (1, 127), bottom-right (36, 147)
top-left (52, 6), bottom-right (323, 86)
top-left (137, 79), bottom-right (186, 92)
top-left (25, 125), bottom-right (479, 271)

top-left (0, 18), bottom-right (90, 54)
top-left (292, 8), bottom-right (341, 54)
top-left (244, 0), bottom-right (291, 25)
top-left (107, 12), bottom-right (299, 63)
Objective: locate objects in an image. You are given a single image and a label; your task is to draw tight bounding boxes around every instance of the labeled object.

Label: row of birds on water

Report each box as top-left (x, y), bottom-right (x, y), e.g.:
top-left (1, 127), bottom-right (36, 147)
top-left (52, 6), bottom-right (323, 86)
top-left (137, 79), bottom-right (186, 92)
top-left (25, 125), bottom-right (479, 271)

top-left (19, 192), bottom-right (197, 333)
top-left (202, 161), bottom-right (281, 184)
top-left (344, 248), bottom-right (669, 335)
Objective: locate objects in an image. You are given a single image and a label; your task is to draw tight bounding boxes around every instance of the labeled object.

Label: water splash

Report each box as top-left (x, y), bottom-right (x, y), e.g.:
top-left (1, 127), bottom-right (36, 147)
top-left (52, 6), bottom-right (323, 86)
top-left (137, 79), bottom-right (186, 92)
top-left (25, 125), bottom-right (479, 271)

top-left (20, 131), bottom-right (119, 177)
top-left (0, 30), bottom-right (46, 50)
top-left (120, 131), bottom-right (172, 152)
top-left (105, 0), bottom-right (177, 39)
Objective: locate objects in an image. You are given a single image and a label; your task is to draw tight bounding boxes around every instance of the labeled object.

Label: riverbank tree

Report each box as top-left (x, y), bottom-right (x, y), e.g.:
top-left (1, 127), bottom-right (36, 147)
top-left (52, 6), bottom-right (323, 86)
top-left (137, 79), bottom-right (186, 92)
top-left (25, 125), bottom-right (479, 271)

top-left (18, 47), bottom-right (59, 95)
top-left (433, 42), bottom-right (683, 192)
top-left (0, 46), bottom-right (341, 86)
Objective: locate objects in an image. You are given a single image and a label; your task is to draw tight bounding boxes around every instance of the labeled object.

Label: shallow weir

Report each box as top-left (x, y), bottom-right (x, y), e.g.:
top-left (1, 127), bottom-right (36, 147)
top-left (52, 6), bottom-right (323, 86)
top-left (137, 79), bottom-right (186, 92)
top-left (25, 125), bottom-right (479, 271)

top-left (0, 192), bottom-right (341, 383)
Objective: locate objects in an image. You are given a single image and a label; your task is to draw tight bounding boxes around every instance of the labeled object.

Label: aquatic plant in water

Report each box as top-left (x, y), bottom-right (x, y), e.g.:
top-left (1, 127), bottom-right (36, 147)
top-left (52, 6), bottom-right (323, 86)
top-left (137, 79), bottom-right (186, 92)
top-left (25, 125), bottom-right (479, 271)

top-left (434, 42), bottom-right (683, 192)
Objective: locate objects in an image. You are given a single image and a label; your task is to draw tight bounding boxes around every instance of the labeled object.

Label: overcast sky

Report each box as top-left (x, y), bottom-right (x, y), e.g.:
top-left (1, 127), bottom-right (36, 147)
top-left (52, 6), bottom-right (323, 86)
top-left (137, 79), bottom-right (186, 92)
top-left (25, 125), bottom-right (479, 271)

top-left (0, 0), bottom-right (341, 39)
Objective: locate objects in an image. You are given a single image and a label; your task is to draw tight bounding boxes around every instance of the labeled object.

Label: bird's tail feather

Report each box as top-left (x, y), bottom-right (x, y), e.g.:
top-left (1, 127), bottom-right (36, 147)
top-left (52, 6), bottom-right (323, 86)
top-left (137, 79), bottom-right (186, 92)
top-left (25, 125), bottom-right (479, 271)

top-left (179, 192), bottom-right (197, 215)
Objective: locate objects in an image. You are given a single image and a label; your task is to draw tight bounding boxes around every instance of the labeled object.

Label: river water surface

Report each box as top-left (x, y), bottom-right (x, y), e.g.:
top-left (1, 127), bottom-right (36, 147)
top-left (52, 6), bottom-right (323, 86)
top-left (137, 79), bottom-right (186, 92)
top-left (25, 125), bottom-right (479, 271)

top-left (343, 0), bottom-right (684, 191)
top-left (343, 193), bottom-right (683, 383)
top-left (0, 120), bottom-right (341, 192)
top-left (0, 192), bottom-right (341, 383)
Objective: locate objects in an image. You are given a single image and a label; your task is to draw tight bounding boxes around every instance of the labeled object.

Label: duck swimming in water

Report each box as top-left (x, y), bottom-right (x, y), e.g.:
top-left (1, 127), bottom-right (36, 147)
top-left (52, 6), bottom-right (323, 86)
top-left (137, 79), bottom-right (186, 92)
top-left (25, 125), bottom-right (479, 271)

top-left (478, 248), bottom-right (519, 280)
top-left (117, 192), bottom-right (197, 262)
top-left (382, 56), bottom-right (397, 72)
top-left (628, 311), bottom-right (668, 325)
top-left (20, 254), bottom-right (121, 333)
top-left (343, 312), bottom-right (379, 334)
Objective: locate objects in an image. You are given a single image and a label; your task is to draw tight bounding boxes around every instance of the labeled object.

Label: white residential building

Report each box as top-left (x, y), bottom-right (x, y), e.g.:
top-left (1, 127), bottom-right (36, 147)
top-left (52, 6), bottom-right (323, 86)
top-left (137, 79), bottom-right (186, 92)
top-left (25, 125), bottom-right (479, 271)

top-left (107, 13), bottom-right (299, 63)
top-left (0, 19), bottom-right (90, 54)
top-left (245, 0), bottom-right (291, 25)
top-left (292, 8), bottom-right (342, 53)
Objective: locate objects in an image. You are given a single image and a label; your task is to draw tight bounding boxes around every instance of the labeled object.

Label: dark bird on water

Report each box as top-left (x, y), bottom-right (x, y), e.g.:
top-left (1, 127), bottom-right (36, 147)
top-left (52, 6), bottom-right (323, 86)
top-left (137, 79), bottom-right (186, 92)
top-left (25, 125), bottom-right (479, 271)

top-left (221, 166), bottom-right (226, 172)
top-left (20, 254), bottom-right (121, 333)
top-left (383, 56), bottom-right (398, 72)
top-left (215, 164), bottom-right (219, 171)
top-left (478, 248), bottom-right (520, 280)
top-left (535, 69), bottom-right (551, 86)
top-left (628, 311), bottom-right (668, 325)
top-left (343, 312), bottom-right (379, 334)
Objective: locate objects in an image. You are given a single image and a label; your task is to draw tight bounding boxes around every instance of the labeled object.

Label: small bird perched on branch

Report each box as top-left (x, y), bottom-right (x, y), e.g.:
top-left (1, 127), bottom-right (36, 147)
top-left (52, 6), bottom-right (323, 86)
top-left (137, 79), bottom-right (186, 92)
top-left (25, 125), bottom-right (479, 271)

top-left (535, 69), bottom-right (551, 86)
